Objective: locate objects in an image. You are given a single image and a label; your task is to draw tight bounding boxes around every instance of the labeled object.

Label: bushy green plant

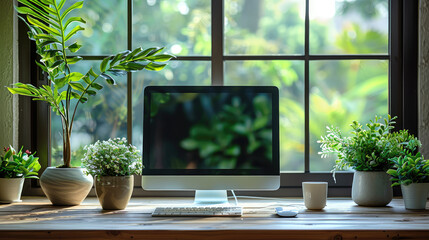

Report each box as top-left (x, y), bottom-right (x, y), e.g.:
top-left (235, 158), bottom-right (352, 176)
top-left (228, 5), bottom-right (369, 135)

top-left (8, 0), bottom-right (173, 168)
top-left (81, 138), bottom-right (142, 177)
top-left (318, 115), bottom-right (420, 175)
top-left (387, 152), bottom-right (429, 187)
top-left (0, 146), bottom-right (41, 179)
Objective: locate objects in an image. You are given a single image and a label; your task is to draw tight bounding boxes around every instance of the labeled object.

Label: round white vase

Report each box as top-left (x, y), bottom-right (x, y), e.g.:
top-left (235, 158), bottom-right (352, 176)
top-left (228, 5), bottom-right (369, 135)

top-left (401, 183), bottom-right (429, 210)
top-left (352, 171), bottom-right (393, 207)
top-left (0, 178), bottom-right (25, 203)
top-left (40, 167), bottom-right (93, 206)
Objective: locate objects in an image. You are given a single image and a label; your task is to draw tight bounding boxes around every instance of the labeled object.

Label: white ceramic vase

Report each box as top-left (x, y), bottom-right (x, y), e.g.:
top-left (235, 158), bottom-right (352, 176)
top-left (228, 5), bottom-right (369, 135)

top-left (352, 171), bottom-right (393, 207)
top-left (40, 167), bottom-right (93, 206)
top-left (401, 183), bottom-right (429, 210)
top-left (0, 178), bottom-right (25, 203)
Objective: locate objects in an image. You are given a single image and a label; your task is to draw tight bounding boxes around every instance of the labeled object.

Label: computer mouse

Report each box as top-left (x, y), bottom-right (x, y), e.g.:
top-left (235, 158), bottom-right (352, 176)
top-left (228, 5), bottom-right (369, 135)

top-left (275, 207), bottom-right (298, 218)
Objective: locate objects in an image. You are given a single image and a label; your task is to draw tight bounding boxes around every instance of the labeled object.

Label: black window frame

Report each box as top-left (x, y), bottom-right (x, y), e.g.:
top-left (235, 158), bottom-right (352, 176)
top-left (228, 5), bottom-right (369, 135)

top-left (18, 0), bottom-right (418, 196)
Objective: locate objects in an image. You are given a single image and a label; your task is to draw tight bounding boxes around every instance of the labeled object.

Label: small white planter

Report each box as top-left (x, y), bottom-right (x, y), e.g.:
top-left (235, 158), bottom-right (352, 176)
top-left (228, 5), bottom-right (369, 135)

top-left (0, 178), bottom-right (25, 203)
top-left (352, 171), bottom-right (393, 207)
top-left (401, 183), bottom-right (429, 210)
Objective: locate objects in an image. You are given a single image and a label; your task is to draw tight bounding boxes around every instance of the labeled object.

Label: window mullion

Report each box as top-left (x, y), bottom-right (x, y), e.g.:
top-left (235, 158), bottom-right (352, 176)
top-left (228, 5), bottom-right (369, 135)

top-left (211, 0), bottom-right (224, 85)
top-left (127, 0), bottom-right (133, 144)
top-left (304, 0), bottom-right (310, 173)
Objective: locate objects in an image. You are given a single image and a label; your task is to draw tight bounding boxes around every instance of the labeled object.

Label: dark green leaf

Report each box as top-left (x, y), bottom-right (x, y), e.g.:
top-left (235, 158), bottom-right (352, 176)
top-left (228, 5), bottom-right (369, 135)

top-left (125, 47), bottom-right (142, 61)
top-left (91, 82), bottom-right (103, 90)
top-left (108, 69), bottom-right (127, 76)
top-left (134, 47), bottom-right (156, 58)
top-left (100, 73), bottom-right (116, 85)
top-left (86, 90), bottom-right (96, 96)
top-left (67, 56), bottom-right (83, 64)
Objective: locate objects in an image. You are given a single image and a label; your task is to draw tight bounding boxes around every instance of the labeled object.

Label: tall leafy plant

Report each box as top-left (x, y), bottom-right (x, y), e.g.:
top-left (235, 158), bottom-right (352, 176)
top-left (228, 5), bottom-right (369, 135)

top-left (8, 0), bottom-right (174, 168)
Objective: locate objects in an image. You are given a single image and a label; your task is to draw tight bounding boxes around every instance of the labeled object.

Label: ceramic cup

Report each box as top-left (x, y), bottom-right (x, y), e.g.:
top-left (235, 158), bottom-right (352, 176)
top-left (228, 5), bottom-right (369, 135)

top-left (302, 182), bottom-right (328, 210)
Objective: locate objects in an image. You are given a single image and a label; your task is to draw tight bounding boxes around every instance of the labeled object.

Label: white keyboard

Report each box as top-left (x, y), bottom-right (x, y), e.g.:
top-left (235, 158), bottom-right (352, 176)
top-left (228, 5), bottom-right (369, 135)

top-left (152, 206), bottom-right (243, 217)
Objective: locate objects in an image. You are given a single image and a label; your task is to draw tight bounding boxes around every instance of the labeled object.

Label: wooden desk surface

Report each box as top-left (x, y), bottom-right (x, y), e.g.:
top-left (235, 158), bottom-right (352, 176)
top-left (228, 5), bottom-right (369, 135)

top-left (0, 197), bottom-right (428, 240)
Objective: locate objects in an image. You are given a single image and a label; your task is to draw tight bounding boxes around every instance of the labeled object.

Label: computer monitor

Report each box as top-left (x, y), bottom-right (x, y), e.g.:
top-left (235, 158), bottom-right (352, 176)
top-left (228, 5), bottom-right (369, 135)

top-left (142, 86), bottom-right (279, 204)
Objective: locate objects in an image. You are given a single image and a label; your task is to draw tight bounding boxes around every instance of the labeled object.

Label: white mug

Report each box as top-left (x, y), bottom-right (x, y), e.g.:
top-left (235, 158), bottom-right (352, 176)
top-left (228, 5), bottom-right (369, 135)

top-left (302, 182), bottom-right (328, 210)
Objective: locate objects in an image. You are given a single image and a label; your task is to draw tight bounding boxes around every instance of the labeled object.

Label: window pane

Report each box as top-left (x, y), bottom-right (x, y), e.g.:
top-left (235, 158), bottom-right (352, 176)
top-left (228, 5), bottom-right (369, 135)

top-left (133, 0), bottom-right (211, 56)
top-left (225, 61), bottom-right (305, 172)
top-left (132, 61), bottom-right (211, 150)
top-left (309, 0), bottom-right (388, 54)
top-left (66, 0), bottom-right (127, 55)
top-left (51, 61), bottom-right (127, 167)
top-left (309, 60), bottom-right (388, 171)
top-left (225, 0), bottom-right (305, 55)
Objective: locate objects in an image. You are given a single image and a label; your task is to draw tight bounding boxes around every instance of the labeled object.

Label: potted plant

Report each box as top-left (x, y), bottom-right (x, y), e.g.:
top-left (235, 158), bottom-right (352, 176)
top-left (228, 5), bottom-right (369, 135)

top-left (8, 0), bottom-right (173, 205)
top-left (318, 115), bottom-right (420, 206)
top-left (0, 146), bottom-right (41, 203)
top-left (387, 152), bottom-right (429, 210)
top-left (81, 138), bottom-right (142, 210)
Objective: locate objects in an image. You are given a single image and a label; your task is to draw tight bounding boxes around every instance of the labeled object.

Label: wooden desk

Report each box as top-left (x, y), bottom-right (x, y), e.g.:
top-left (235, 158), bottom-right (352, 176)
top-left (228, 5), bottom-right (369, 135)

top-left (0, 197), bottom-right (428, 240)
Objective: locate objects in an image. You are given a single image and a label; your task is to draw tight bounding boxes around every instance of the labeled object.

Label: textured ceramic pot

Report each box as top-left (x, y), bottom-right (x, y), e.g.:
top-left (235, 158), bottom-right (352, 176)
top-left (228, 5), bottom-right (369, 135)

top-left (352, 171), bottom-right (393, 207)
top-left (0, 178), bottom-right (25, 203)
top-left (40, 167), bottom-right (93, 206)
top-left (401, 183), bottom-right (429, 210)
top-left (95, 175), bottom-right (134, 210)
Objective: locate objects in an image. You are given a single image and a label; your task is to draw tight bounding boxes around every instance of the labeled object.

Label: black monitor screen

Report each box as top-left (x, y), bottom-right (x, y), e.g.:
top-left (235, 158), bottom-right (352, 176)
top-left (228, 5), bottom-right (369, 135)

top-left (143, 86), bottom-right (279, 175)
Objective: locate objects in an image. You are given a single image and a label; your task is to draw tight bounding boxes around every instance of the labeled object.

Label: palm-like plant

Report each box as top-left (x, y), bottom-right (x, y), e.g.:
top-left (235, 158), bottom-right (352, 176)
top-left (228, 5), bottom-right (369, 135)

top-left (8, 0), bottom-right (174, 168)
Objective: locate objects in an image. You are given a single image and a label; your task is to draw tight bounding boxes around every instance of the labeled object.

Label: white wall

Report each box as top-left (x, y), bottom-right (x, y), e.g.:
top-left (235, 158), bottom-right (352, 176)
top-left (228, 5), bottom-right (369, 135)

top-left (419, 0), bottom-right (429, 156)
top-left (0, 0), bottom-right (18, 149)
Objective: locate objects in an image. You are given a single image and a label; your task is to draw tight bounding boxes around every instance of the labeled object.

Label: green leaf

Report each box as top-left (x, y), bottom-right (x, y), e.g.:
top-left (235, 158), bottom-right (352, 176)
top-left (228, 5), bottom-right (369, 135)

top-left (66, 72), bottom-right (84, 82)
top-left (145, 54), bottom-right (175, 62)
top-left (100, 73), bottom-right (116, 85)
top-left (7, 87), bottom-right (34, 96)
top-left (69, 82), bottom-right (85, 92)
top-left (145, 62), bottom-right (167, 71)
top-left (100, 57), bottom-right (110, 72)
top-left (67, 42), bottom-right (82, 53)
top-left (86, 90), bottom-right (97, 96)
top-left (27, 16), bottom-right (60, 36)
top-left (134, 47), bottom-right (157, 58)
top-left (61, 1), bottom-right (84, 21)
top-left (88, 68), bottom-right (98, 78)
top-left (64, 25), bottom-right (85, 42)
top-left (91, 82), bottom-right (103, 90)
top-left (15, 6), bottom-right (60, 29)
top-left (57, 0), bottom-right (67, 11)
top-left (125, 47), bottom-right (143, 61)
top-left (67, 56), bottom-right (83, 64)
top-left (64, 17), bottom-right (86, 31)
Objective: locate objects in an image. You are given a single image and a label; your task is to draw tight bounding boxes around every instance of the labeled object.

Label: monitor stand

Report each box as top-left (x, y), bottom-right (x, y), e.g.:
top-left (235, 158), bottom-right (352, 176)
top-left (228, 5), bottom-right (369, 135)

top-left (193, 190), bottom-right (229, 205)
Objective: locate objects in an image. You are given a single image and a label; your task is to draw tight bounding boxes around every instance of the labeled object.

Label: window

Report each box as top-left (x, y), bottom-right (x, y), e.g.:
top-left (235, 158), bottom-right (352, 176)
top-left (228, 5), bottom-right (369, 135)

top-left (20, 0), bottom-right (418, 195)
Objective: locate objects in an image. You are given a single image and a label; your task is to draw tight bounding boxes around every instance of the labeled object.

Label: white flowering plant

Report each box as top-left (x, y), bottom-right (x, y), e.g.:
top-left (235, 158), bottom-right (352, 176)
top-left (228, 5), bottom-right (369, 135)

top-left (82, 138), bottom-right (143, 177)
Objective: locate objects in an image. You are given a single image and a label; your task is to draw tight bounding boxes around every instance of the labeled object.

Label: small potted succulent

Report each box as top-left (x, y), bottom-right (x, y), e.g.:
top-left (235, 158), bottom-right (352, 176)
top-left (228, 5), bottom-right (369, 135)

top-left (319, 115), bottom-right (420, 206)
top-left (387, 152), bottom-right (429, 210)
top-left (0, 146), bottom-right (41, 203)
top-left (82, 138), bottom-right (142, 210)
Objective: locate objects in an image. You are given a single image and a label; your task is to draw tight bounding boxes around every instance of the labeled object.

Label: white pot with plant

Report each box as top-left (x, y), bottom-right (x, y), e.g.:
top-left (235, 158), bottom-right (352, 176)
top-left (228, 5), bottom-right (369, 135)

top-left (0, 146), bottom-right (41, 203)
top-left (319, 115), bottom-right (420, 207)
top-left (8, 0), bottom-right (173, 205)
top-left (82, 138), bottom-right (142, 210)
top-left (387, 152), bottom-right (429, 210)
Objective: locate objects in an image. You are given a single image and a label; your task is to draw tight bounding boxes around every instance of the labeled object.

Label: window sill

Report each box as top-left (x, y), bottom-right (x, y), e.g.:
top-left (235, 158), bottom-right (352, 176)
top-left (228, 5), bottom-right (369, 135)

top-left (0, 197), bottom-right (428, 239)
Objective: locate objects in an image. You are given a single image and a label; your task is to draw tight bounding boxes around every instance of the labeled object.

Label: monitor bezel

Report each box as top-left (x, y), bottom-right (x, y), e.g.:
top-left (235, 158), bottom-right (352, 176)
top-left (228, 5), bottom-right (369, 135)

top-left (143, 86), bottom-right (279, 176)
